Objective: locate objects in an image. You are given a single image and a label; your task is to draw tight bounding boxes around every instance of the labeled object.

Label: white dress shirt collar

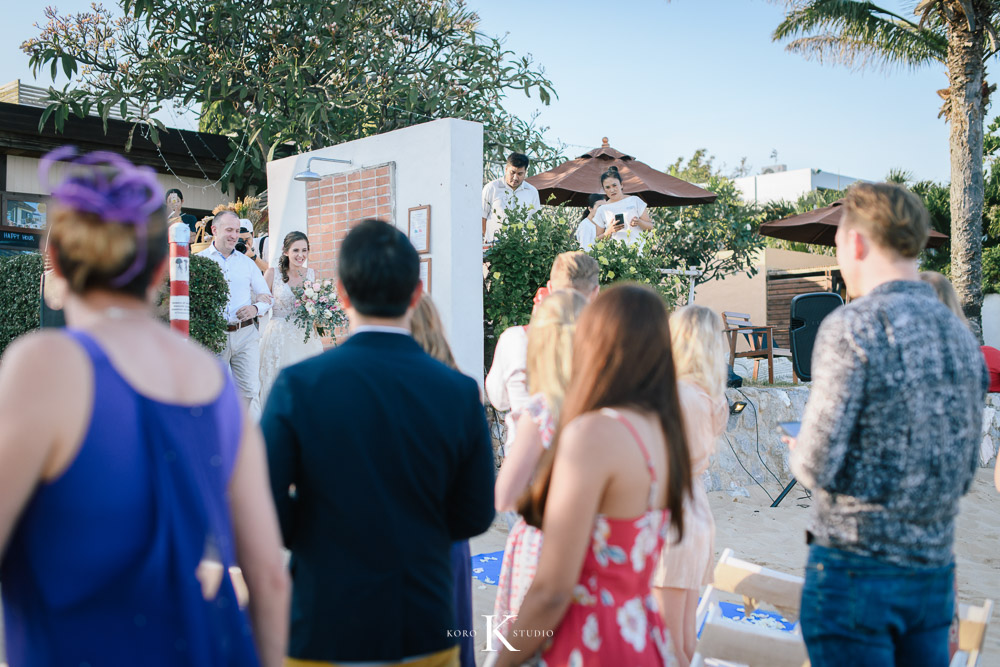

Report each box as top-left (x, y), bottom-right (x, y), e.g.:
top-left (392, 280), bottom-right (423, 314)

top-left (351, 324), bottom-right (412, 337)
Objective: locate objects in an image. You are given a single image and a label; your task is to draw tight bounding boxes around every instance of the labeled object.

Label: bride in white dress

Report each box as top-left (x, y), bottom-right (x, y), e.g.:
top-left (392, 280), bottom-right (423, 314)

top-left (259, 231), bottom-right (324, 406)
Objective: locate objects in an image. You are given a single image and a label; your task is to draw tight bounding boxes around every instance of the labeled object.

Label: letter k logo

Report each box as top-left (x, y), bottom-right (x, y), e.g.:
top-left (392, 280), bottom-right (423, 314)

top-left (482, 614), bottom-right (518, 652)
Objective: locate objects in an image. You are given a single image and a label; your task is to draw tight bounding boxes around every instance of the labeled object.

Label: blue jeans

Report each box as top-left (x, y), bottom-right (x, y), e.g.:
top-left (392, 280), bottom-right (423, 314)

top-left (800, 544), bottom-right (954, 667)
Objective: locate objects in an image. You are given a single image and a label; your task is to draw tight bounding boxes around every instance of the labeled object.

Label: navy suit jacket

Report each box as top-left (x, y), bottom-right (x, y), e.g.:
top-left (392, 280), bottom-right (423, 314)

top-left (261, 331), bottom-right (495, 662)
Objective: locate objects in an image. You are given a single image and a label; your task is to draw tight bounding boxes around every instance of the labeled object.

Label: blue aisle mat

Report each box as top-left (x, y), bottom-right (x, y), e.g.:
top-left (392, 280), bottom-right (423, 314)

top-left (713, 600), bottom-right (797, 633)
top-left (471, 550), bottom-right (504, 586)
top-left (471, 551), bottom-right (796, 636)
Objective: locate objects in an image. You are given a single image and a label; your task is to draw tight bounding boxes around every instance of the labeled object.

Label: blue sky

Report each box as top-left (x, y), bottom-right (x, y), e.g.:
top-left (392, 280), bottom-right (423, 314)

top-left (0, 1), bottom-right (979, 183)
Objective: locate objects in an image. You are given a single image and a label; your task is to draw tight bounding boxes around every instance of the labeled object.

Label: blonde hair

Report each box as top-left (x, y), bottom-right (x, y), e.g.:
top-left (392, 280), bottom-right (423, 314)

top-left (410, 295), bottom-right (458, 370)
top-left (919, 271), bottom-right (967, 323)
top-left (843, 182), bottom-right (930, 259)
top-left (526, 290), bottom-right (587, 422)
top-left (669, 305), bottom-right (727, 400)
top-left (549, 251), bottom-right (600, 294)
top-left (48, 204), bottom-right (168, 297)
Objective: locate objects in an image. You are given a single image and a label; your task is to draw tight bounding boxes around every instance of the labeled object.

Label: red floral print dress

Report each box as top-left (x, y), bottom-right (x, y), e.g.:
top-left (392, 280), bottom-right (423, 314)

top-left (539, 409), bottom-right (675, 667)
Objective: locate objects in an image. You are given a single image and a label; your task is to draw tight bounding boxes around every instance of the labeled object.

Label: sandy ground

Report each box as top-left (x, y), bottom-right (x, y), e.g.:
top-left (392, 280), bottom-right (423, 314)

top-left (469, 468), bottom-right (1000, 665)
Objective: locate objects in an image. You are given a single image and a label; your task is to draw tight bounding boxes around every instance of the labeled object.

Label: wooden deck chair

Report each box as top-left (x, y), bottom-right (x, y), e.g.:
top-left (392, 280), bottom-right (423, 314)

top-left (722, 312), bottom-right (797, 385)
top-left (691, 548), bottom-right (809, 667)
top-left (950, 599), bottom-right (994, 667)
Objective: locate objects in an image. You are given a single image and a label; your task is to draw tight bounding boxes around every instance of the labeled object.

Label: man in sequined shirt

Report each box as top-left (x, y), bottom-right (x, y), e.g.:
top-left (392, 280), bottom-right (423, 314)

top-left (789, 182), bottom-right (987, 666)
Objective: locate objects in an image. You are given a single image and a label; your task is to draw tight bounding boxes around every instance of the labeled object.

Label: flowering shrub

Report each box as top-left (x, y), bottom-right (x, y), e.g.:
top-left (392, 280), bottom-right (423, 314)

top-left (291, 278), bottom-right (347, 343)
top-left (587, 230), bottom-right (685, 304)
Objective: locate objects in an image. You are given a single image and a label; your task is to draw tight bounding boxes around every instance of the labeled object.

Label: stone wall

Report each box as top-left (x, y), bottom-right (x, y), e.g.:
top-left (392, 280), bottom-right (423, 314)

top-left (711, 387), bottom-right (1000, 497)
top-left (484, 385), bottom-right (1000, 496)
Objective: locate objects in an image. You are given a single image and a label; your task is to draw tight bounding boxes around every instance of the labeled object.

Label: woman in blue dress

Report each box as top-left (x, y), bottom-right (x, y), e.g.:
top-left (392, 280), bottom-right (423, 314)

top-left (0, 148), bottom-right (290, 666)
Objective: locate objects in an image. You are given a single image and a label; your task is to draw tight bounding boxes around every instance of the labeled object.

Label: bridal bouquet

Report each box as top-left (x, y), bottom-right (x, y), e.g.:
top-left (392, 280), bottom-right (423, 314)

top-left (291, 279), bottom-right (348, 343)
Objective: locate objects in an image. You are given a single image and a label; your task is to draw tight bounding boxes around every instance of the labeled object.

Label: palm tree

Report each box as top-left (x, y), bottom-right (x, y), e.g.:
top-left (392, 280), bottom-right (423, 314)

top-left (773, 0), bottom-right (1000, 339)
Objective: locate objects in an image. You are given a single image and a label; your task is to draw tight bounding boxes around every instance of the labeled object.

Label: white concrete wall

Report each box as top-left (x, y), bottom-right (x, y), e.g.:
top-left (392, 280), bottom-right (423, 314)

top-left (984, 293), bottom-right (1000, 348)
top-left (266, 118), bottom-right (485, 384)
top-left (6, 155), bottom-right (229, 212)
top-left (734, 167), bottom-right (859, 205)
top-left (811, 169), bottom-right (858, 193)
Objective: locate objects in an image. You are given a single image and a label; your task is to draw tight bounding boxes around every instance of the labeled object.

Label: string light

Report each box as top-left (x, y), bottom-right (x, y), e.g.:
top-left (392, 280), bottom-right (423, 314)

top-left (140, 123), bottom-right (249, 194)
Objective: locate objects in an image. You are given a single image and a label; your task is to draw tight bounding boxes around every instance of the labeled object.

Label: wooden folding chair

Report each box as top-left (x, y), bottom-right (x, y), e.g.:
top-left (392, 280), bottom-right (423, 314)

top-left (722, 312), bottom-right (797, 385)
top-left (950, 599), bottom-right (994, 667)
top-left (691, 548), bottom-right (809, 667)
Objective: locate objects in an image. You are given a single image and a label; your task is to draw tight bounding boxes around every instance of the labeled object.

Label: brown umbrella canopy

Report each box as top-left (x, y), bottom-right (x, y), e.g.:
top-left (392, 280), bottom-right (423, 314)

top-left (758, 199), bottom-right (948, 249)
top-left (525, 138), bottom-right (717, 207)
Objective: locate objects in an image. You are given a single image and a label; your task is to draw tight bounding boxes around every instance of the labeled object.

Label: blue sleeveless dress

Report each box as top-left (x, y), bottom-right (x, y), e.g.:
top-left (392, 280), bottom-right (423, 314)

top-left (1, 329), bottom-right (260, 666)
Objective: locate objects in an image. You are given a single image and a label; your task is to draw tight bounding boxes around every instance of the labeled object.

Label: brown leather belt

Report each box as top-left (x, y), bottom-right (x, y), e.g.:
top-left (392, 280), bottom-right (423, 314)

top-left (226, 317), bottom-right (257, 332)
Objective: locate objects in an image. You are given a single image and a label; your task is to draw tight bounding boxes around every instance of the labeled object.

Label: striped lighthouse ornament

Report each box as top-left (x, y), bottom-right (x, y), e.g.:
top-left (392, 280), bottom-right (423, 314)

top-left (168, 222), bottom-right (191, 337)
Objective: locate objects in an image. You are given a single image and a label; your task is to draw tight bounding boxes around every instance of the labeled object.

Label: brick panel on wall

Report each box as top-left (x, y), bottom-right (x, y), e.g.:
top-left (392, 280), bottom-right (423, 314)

top-left (303, 163), bottom-right (394, 345)
top-left (304, 163), bottom-right (394, 283)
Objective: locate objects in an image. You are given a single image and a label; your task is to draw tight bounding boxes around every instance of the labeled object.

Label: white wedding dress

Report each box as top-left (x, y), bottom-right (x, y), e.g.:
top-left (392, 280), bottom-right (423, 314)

top-left (259, 268), bottom-right (324, 406)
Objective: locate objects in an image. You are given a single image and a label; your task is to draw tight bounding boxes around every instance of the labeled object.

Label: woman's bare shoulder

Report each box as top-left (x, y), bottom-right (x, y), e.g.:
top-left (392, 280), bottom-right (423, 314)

top-left (1, 329), bottom-right (86, 376)
top-left (559, 411), bottom-right (632, 460)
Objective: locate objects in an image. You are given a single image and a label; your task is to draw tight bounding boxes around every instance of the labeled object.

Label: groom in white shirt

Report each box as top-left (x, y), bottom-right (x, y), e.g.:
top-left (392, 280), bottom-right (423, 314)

top-left (199, 210), bottom-right (272, 419)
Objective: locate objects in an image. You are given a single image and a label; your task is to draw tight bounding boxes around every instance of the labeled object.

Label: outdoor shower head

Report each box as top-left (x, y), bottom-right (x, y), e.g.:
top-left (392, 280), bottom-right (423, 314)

top-left (294, 156), bottom-right (353, 182)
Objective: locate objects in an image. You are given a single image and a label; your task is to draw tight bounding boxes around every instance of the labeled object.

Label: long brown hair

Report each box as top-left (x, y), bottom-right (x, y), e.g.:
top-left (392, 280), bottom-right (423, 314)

top-left (519, 284), bottom-right (691, 538)
top-left (410, 295), bottom-right (458, 370)
top-left (279, 231), bottom-right (309, 283)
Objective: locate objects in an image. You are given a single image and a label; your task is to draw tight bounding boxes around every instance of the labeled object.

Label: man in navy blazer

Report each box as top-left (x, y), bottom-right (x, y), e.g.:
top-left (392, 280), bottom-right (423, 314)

top-left (261, 219), bottom-right (495, 665)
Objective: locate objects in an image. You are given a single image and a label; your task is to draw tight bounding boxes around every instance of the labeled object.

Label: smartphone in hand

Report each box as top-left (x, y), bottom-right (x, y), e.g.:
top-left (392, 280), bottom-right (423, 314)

top-left (613, 213), bottom-right (625, 231)
top-left (778, 421), bottom-right (801, 439)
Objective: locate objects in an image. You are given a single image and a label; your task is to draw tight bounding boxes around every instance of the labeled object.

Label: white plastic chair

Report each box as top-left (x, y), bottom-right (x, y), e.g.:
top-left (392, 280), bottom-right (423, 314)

top-left (691, 548), bottom-right (809, 667)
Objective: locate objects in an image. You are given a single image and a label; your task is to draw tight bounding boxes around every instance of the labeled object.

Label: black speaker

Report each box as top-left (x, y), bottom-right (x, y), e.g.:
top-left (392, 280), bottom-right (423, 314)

top-left (789, 292), bottom-right (843, 381)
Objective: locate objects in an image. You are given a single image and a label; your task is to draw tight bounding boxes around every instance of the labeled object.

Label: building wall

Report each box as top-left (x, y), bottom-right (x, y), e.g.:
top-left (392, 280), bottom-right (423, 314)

top-left (694, 250), bottom-right (768, 345)
top-left (6, 155), bottom-right (230, 212)
top-left (695, 247), bottom-right (837, 353)
top-left (984, 293), bottom-right (1000, 348)
top-left (733, 167), bottom-right (859, 205)
top-left (266, 118), bottom-right (485, 384)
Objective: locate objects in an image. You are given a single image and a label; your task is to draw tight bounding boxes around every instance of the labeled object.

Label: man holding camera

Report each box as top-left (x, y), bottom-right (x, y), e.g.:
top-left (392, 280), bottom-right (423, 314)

top-left (199, 210), bottom-right (272, 419)
top-left (238, 223), bottom-right (269, 273)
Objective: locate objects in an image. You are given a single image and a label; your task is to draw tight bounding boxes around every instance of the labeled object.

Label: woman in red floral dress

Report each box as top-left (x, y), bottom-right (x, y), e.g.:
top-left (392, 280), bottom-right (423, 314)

top-left (492, 284), bottom-right (692, 667)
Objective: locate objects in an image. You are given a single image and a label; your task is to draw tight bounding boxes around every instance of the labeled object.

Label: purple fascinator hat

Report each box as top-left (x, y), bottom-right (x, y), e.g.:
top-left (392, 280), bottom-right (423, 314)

top-left (40, 146), bottom-right (165, 287)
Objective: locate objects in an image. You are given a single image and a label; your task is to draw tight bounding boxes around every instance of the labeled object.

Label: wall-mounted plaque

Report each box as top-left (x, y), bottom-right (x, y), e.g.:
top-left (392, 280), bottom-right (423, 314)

top-left (408, 205), bottom-right (430, 254)
top-left (419, 257), bottom-right (432, 293)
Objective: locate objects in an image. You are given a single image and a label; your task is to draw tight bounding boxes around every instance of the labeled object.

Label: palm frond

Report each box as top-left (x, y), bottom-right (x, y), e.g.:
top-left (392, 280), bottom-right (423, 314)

top-left (774, 0), bottom-right (947, 71)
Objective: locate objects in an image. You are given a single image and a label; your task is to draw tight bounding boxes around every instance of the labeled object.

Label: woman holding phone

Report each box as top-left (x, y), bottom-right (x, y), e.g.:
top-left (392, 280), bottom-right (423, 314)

top-left (594, 165), bottom-right (654, 250)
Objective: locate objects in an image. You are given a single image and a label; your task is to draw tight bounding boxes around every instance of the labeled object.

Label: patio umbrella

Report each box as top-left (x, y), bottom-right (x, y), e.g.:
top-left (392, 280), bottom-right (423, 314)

top-left (758, 199), bottom-right (948, 249)
top-left (525, 138), bottom-right (717, 207)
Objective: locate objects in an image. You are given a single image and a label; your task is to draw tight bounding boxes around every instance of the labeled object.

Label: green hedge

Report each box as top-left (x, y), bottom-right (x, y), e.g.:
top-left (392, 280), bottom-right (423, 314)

top-left (0, 253), bottom-right (45, 356)
top-left (0, 252), bottom-right (229, 357)
top-left (483, 204), bottom-right (579, 336)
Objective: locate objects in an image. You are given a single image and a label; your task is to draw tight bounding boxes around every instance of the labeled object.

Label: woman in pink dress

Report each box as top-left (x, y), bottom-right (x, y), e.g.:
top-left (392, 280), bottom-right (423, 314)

top-left (652, 305), bottom-right (729, 666)
top-left (493, 290), bottom-right (587, 628)
top-left (493, 284), bottom-right (692, 667)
